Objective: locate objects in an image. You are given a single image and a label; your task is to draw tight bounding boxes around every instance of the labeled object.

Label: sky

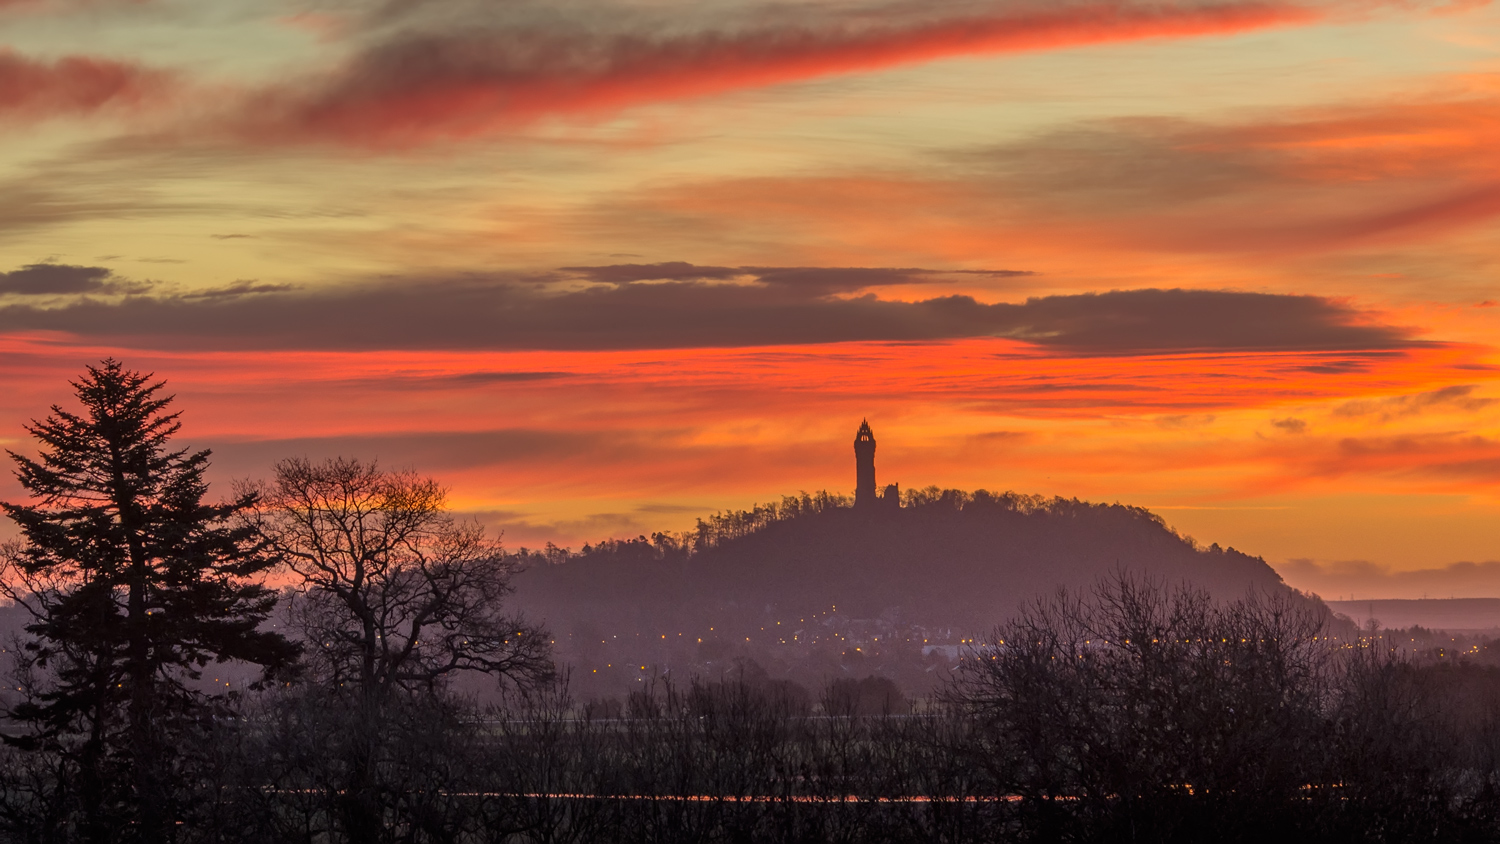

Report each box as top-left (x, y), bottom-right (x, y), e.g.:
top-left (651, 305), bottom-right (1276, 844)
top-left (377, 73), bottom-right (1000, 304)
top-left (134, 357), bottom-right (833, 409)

top-left (3, 0), bottom-right (1500, 599)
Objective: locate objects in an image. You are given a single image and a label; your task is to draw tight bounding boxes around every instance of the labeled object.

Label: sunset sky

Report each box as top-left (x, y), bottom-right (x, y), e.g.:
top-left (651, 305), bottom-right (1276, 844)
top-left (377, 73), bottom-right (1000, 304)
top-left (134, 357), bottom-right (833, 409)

top-left (4, 0), bottom-right (1500, 598)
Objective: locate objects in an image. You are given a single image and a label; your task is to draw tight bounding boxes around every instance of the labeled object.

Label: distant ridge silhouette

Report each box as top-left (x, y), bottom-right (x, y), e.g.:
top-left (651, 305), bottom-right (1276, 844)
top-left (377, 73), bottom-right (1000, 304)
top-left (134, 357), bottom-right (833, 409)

top-left (509, 486), bottom-right (1314, 699)
top-left (505, 423), bottom-right (1322, 698)
top-left (515, 487), bottom-right (1291, 633)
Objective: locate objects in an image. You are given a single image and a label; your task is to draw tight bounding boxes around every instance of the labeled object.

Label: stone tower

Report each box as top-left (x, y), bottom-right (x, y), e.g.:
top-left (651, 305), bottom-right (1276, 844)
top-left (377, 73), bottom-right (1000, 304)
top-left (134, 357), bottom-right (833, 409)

top-left (854, 419), bottom-right (877, 508)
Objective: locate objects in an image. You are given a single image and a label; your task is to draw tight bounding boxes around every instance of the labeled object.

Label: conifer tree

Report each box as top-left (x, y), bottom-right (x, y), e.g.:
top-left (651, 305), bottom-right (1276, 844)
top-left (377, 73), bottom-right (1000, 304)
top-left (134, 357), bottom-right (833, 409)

top-left (0, 360), bottom-right (299, 841)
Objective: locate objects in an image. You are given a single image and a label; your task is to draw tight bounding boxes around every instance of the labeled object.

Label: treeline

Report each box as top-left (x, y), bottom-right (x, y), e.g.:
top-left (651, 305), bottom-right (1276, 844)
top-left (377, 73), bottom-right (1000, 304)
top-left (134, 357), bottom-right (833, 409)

top-left (7, 576), bottom-right (1500, 842)
top-left (516, 488), bottom-right (1189, 567)
top-left (520, 490), bottom-right (857, 566)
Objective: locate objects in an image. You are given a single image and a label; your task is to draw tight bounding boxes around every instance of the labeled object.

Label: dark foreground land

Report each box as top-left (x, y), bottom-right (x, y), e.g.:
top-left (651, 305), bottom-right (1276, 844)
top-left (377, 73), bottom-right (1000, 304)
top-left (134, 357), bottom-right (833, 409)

top-left (7, 578), bottom-right (1500, 844)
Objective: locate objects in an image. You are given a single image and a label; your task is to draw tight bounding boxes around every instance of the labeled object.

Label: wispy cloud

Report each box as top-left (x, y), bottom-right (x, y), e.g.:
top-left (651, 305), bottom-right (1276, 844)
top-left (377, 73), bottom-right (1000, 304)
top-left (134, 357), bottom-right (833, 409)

top-left (1333, 385), bottom-right (1495, 421)
top-left (0, 48), bottom-right (172, 120)
top-left (560, 262), bottom-right (1032, 293)
top-left (593, 89), bottom-right (1500, 269)
top-left (230, 1), bottom-right (1317, 147)
top-left (178, 280), bottom-right (298, 300)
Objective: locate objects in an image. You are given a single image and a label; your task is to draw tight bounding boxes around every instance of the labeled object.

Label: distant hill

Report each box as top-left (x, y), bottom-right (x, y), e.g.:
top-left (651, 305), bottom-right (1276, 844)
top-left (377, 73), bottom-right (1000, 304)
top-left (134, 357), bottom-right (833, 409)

top-left (509, 488), bottom-right (1304, 698)
top-left (1327, 598), bottom-right (1500, 632)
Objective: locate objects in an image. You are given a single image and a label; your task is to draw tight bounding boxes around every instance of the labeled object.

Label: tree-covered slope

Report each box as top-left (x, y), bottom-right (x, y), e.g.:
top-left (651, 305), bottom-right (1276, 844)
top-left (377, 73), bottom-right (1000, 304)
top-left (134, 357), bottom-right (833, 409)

top-left (509, 488), bottom-right (1295, 697)
top-left (684, 489), bottom-right (1283, 628)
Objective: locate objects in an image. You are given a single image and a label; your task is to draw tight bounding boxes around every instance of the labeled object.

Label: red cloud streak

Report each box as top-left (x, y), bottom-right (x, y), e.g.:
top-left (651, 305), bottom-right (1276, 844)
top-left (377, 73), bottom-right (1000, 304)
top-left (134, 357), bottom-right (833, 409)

top-left (0, 49), bottom-right (169, 118)
top-left (251, 2), bottom-right (1317, 147)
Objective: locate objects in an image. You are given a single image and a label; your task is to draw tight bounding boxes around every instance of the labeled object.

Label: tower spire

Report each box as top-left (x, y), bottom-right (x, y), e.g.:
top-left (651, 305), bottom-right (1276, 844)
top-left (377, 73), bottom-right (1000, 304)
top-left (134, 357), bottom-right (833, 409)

top-left (854, 419), bottom-right (877, 508)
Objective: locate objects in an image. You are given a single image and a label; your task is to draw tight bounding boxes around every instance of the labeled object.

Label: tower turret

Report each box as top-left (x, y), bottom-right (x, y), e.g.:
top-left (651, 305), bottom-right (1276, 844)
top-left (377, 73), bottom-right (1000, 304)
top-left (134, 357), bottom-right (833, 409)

top-left (854, 419), bottom-right (877, 508)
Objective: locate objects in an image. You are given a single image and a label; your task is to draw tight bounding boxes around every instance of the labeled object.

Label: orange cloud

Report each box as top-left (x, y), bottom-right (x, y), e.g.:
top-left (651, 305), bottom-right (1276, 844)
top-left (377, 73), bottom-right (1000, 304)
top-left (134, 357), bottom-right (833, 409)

top-left (1, 330), bottom-right (1493, 552)
top-left (501, 80), bottom-right (1500, 273)
top-left (0, 334), bottom-right (1479, 447)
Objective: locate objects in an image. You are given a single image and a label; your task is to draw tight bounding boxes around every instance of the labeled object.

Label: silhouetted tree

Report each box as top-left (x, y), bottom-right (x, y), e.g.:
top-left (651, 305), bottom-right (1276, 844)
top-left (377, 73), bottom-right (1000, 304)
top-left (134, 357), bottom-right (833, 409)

top-left (0, 360), bottom-right (298, 842)
top-left (246, 456), bottom-right (552, 841)
top-left (249, 456), bottom-right (551, 695)
top-left (952, 575), bottom-right (1335, 841)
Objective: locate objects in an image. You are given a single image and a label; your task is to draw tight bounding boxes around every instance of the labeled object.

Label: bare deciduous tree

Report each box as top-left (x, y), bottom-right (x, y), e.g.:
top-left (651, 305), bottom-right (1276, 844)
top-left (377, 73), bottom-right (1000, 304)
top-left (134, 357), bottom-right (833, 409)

top-left (247, 457), bottom-right (551, 696)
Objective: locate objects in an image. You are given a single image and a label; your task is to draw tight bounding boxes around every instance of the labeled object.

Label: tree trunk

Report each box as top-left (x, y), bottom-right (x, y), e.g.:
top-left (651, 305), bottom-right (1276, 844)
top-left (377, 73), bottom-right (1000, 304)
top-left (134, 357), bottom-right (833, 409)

top-left (111, 445), bottom-right (162, 841)
top-left (81, 663), bottom-right (110, 844)
top-left (339, 693), bottom-right (385, 843)
top-left (127, 574), bottom-right (161, 840)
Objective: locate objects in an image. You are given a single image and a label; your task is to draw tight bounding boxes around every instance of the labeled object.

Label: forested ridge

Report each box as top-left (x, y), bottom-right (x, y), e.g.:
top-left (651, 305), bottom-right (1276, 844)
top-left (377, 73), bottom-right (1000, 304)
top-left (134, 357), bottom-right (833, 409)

top-left (509, 487), bottom-right (1304, 699)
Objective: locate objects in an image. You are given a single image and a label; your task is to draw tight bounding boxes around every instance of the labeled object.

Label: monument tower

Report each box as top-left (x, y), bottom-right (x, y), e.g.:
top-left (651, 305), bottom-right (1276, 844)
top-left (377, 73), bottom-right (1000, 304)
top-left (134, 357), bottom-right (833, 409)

top-left (854, 419), bottom-right (877, 507)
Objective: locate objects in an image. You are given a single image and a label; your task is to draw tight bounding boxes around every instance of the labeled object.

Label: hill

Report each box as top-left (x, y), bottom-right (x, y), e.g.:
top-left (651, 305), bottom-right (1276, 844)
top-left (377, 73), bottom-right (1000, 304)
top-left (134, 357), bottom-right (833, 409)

top-left (509, 488), bottom-right (1301, 699)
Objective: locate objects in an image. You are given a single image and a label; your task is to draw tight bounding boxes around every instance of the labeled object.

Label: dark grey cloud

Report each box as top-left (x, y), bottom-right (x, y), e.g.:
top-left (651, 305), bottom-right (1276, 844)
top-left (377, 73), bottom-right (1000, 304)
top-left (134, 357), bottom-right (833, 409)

top-left (0, 263), bottom-right (121, 295)
top-left (0, 264), bottom-right (297, 301)
top-left (1271, 417), bottom-right (1308, 434)
top-left (1010, 288), bottom-right (1413, 354)
top-left (0, 268), bottom-right (1416, 355)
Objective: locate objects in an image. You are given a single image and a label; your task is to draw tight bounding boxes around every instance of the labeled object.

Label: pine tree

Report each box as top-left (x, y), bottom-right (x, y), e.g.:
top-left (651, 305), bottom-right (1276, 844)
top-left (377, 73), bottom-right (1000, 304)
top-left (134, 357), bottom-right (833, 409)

top-left (0, 360), bottom-right (300, 841)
